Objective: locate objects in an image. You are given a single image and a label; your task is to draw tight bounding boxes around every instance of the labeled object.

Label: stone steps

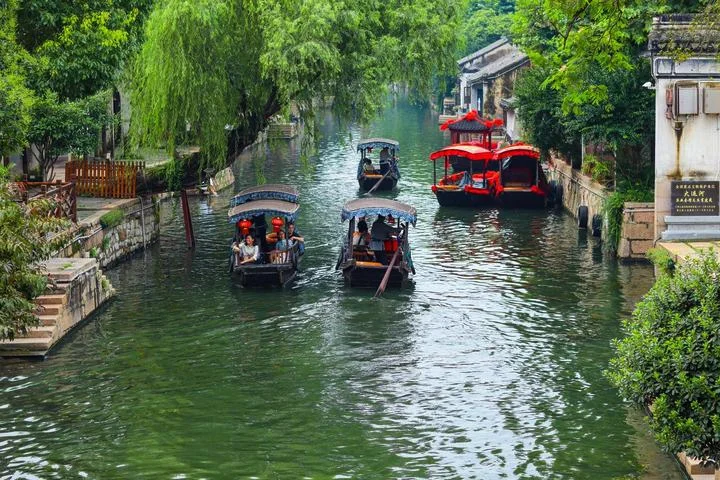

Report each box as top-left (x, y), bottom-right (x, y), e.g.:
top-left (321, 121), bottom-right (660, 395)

top-left (36, 315), bottom-right (59, 327)
top-left (35, 293), bottom-right (67, 306)
top-left (24, 326), bottom-right (56, 339)
top-left (36, 305), bottom-right (61, 316)
top-left (0, 336), bottom-right (53, 353)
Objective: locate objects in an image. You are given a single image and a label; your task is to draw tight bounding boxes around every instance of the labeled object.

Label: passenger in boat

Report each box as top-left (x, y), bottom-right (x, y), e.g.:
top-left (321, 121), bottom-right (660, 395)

top-left (270, 230), bottom-right (293, 264)
top-left (370, 215), bottom-right (400, 265)
top-left (363, 158), bottom-right (376, 174)
top-left (287, 222), bottom-right (305, 255)
top-left (233, 234), bottom-right (259, 265)
top-left (353, 219), bottom-right (371, 247)
top-left (379, 147), bottom-right (391, 175)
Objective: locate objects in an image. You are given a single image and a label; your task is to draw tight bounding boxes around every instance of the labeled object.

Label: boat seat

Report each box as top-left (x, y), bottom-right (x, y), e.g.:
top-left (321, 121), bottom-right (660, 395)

top-left (355, 260), bottom-right (383, 267)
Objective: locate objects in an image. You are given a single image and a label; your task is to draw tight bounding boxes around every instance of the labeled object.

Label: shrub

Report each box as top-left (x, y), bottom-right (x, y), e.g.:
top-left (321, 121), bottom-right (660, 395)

top-left (604, 185), bottom-right (653, 253)
top-left (608, 251), bottom-right (720, 464)
top-left (100, 209), bottom-right (124, 230)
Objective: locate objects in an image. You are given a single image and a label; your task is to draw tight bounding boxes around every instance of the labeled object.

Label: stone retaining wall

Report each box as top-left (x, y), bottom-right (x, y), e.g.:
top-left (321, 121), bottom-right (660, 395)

top-left (548, 160), bottom-right (609, 238)
top-left (618, 202), bottom-right (655, 260)
top-left (59, 196), bottom-right (161, 269)
top-left (0, 258), bottom-right (114, 357)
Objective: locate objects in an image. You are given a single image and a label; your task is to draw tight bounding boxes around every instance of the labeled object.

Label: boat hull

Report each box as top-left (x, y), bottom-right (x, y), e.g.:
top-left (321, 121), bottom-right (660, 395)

top-left (434, 188), bottom-right (493, 207)
top-left (358, 174), bottom-right (398, 192)
top-left (341, 260), bottom-right (409, 288)
top-left (497, 190), bottom-right (547, 208)
top-left (231, 262), bottom-right (298, 287)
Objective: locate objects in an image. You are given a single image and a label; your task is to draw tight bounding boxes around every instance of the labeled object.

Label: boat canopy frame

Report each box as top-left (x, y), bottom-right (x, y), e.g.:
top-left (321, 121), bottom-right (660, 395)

top-left (230, 184), bottom-right (299, 207)
top-left (341, 198), bottom-right (417, 226)
top-left (356, 138), bottom-right (400, 154)
top-left (228, 199), bottom-right (300, 224)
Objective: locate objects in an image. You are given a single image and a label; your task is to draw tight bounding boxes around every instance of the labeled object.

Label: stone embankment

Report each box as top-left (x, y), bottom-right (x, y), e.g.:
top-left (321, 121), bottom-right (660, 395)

top-left (0, 258), bottom-right (114, 357)
top-left (548, 160), bottom-right (608, 237)
top-left (58, 196), bottom-right (160, 268)
top-left (618, 202), bottom-right (655, 260)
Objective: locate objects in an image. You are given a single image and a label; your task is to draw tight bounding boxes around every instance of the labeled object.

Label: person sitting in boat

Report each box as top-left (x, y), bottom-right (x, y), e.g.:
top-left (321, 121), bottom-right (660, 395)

top-left (232, 234), bottom-right (259, 265)
top-left (287, 222), bottom-right (305, 255)
top-left (353, 219), bottom-right (371, 247)
top-left (270, 230), bottom-right (293, 264)
top-left (363, 158), bottom-right (376, 174)
top-left (370, 215), bottom-right (400, 265)
top-left (379, 147), bottom-right (391, 175)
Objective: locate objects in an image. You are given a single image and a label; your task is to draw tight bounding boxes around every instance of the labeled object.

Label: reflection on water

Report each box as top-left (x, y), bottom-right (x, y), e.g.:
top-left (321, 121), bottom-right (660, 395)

top-left (0, 101), bottom-right (681, 479)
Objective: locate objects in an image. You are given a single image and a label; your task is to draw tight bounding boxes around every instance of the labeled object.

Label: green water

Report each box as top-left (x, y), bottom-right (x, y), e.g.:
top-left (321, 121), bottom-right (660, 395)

top-left (1, 102), bottom-right (682, 479)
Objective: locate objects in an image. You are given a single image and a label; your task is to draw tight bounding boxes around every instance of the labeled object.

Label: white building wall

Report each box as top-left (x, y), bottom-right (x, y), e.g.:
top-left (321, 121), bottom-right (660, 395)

top-left (654, 59), bottom-right (720, 239)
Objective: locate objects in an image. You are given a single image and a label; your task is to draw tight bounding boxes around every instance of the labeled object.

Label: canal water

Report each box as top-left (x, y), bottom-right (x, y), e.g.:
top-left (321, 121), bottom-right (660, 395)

top-left (1, 102), bottom-right (682, 479)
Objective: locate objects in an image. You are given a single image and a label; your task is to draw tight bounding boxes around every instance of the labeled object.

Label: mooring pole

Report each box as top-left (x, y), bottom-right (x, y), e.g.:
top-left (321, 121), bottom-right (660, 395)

top-left (180, 189), bottom-right (195, 249)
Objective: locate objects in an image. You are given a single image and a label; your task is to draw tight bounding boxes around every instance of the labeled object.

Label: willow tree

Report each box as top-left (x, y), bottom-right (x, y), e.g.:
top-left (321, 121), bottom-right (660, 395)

top-left (130, 0), bottom-right (466, 170)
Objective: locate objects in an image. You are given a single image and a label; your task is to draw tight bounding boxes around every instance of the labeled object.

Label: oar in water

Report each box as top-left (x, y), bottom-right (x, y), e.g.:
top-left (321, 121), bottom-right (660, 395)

top-left (363, 169), bottom-right (392, 196)
top-left (374, 245), bottom-right (401, 298)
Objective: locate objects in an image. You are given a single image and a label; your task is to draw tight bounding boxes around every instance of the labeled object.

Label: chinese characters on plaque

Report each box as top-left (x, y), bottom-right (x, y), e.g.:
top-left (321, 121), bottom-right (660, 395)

top-left (671, 181), bottom-right (720, 216)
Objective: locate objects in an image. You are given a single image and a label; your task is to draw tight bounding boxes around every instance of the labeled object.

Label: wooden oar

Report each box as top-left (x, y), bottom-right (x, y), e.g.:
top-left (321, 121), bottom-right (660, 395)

top-left (374, 246), bottom-right (401, 298)
top-left (364, 169), bottom-right (392, 196)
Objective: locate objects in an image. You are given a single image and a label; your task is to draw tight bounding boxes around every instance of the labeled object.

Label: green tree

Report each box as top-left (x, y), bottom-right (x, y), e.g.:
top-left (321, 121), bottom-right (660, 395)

top-left (27, 92), bottom-right (111, 180)
top-left (0, 0), bottom-right (34, 163)
top-left (608, 251), bottom-right (720, 464)
top-left (130, 0), bottom-right (467, 171)
top-left (462, 0), bottom-right (515, 54)
top-left (17, 0), bottom-right (154, 100)
top-left (0, 165), bottom-right (70, 340)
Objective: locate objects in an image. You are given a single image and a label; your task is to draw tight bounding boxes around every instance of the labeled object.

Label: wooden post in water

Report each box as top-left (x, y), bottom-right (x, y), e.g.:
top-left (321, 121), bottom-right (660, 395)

top-left (180, 189), bottom-right (195, 249)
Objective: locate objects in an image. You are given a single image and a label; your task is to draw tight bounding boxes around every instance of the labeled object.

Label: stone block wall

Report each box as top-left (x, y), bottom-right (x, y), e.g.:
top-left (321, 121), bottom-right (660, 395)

top-left (618, 202), bottom-right (655, 260)
top-left (59, 196), bottom-right (161, 269)
top-left (549, 160), bottom-right (609, 238)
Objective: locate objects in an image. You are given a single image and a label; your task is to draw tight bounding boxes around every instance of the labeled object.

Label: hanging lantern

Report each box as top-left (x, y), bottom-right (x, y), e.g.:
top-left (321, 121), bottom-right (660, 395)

top-left (238, 219), bottom-right (252, 236)
top-left (271, 216), bottom-right (284, 233)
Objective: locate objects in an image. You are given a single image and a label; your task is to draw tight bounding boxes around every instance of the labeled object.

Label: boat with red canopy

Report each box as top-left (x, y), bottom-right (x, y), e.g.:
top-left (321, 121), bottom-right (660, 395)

top-left (493, 144), bottom-right (550, 207)
top-left (440, 110), bottom-right (503, 171)
top-left (430, 144), bottom-right (499, 207)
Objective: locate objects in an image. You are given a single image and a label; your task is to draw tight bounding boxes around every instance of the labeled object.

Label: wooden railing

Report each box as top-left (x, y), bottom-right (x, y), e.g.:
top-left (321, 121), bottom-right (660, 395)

top-left (16, 181), bottom-right (77, 222)
top-left (65, 159), bottom-right (144, 198)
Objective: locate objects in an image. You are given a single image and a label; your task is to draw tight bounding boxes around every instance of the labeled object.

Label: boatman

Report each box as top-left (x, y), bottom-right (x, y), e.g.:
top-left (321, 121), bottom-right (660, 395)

top-left (370, 215), bottom-right (400, 265)
top-left (379, 147), bottom-right (391, 175)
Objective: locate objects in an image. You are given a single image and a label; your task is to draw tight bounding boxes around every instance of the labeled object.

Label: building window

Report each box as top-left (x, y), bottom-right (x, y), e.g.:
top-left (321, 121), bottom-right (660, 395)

top-left (463, 86), bottom-right (471, 105)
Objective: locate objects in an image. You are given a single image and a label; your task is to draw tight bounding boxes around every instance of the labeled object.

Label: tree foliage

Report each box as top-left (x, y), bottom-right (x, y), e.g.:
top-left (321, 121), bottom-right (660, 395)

top-left (608, 251), bottom-right (720, 464)
top-left (27, 91), bottom-right (112, 181)
top-left (462, 0), bottom-right (515, 54)
top-left (130, 0), bottom-right (467, 170)
top-left (0, 0), bottom-right (33, 159)
top-left (0, 166), bottom-right (70, 340)
top-left (17, 0), bottom-right (153, 100)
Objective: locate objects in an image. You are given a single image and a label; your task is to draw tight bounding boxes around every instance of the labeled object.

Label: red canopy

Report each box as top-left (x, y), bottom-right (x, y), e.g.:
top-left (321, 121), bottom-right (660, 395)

top-left (440, 110), bottom-right (504, 132)
top-left (493, 144), bottom-right (540, 160)
top-left (429, 144), bottom-right (494, 161)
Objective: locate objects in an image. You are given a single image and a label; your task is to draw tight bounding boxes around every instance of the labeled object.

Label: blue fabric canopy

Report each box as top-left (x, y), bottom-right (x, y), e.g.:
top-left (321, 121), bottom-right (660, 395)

top-left (341, 198), bottom-right (417, 226)
top-left (230, 184), bottom-right (299, 207)
top-left (356, 138), bottom-right (400, 152)
top-left (228, 200), bottom-right (300, 224)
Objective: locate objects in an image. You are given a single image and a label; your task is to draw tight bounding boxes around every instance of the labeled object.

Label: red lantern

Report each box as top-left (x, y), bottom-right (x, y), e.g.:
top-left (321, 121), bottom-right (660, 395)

top-left (271, 216), bottom-right (284, 233)
top-left (238, 219), bottom-right (252, 236)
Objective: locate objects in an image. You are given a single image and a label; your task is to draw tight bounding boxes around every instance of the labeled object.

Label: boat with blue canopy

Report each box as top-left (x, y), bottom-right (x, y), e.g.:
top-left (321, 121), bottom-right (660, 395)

top-left (336, 197), bottom-right (416, 288)
top-left (356, 138), bottom-right (400, 192)
top-left (227, 185), bottom-right (303, 287)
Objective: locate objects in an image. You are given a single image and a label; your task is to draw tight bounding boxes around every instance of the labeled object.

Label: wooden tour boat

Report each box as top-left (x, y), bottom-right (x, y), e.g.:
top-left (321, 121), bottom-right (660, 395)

top-left (227, 184), bottom-right (303, 287)
top-left (430, 144), bottom-right (499, 207)
top-left (356, 138), bottom-right (400, 192)
top-left (337, 198), bottom-right (416, 289)
top-left (440, 110), bottom-right (503, 171)
top-left (494, 145), bottom-right (550, 207)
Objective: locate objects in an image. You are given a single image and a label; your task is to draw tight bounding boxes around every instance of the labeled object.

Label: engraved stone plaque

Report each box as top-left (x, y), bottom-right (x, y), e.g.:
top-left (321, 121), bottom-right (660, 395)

top-left (671, 181), bottom-right (719, 216)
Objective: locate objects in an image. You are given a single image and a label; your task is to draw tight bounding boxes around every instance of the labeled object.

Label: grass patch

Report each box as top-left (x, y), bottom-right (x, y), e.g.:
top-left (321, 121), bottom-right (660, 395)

top-left (100, 209), bottom-right (124, 230)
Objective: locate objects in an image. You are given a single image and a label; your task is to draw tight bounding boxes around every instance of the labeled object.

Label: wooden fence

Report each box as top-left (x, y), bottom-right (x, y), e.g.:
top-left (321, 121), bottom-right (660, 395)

top-left (15, 181), bottom-right (77, 222)
top-left (65, 160), bottom-right (145, 198)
